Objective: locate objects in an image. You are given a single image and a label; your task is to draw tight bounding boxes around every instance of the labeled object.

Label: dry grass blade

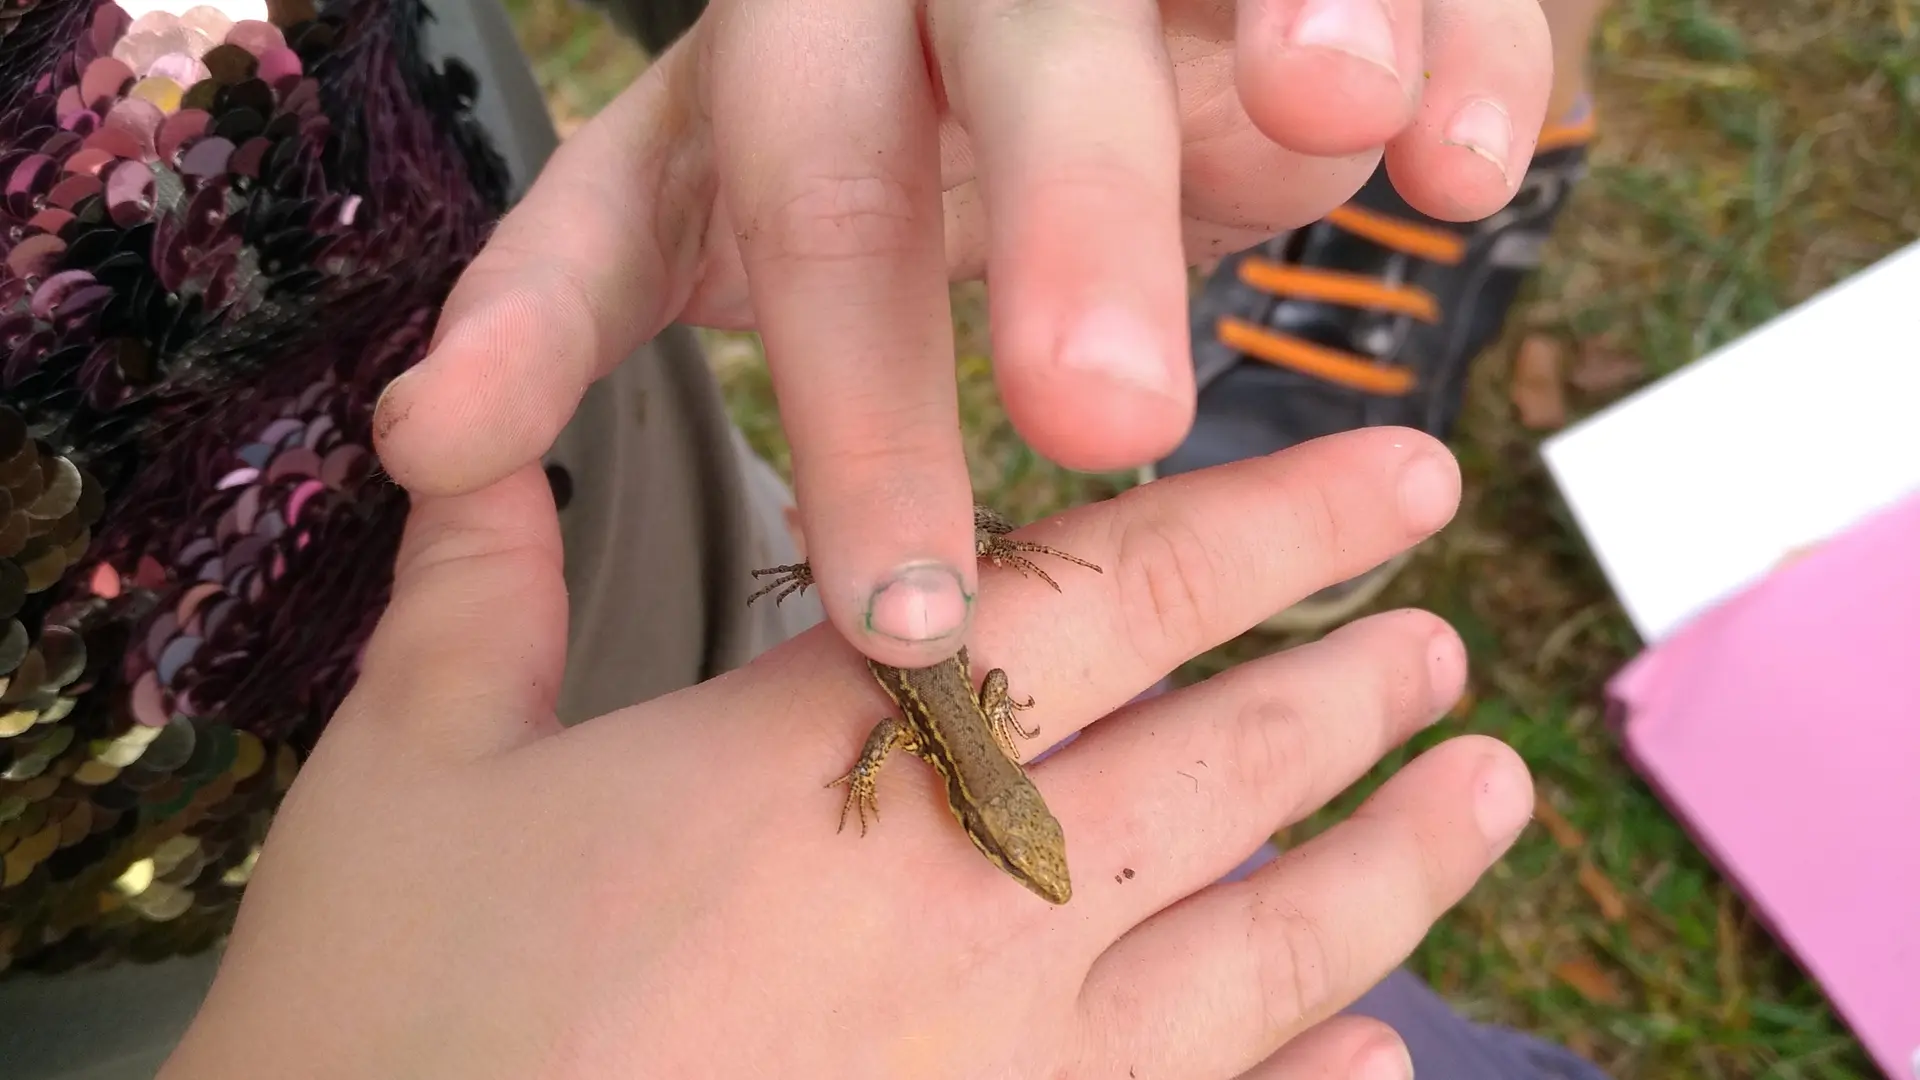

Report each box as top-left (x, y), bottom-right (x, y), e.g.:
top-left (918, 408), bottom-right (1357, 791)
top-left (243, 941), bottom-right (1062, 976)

top-left (1569, 338), bottom-right (1648, 395)
top-left (1578, 861), bottom-right (1630, 924)
top-left (1554, 955), bottom-right (1627, 1006)
top-left (1509, 335), bottom-right (1569, 430)
top-left (1534, 792), bottom-right (1588, 851)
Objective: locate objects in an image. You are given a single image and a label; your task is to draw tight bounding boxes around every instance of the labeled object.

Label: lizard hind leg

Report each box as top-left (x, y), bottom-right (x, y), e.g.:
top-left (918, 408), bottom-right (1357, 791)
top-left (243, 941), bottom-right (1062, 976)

top-left (979, 668), bottom-right (1042, 761)
top-left (825, 718), bottom-right (918, 835)
top-left (824, 769), bottom-right (880, 836)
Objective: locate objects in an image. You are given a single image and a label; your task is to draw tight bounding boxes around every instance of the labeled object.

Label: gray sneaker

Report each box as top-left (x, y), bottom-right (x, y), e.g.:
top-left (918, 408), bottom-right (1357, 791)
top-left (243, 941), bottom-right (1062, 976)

top-left (1144, 106), bottom-right (1594, 633)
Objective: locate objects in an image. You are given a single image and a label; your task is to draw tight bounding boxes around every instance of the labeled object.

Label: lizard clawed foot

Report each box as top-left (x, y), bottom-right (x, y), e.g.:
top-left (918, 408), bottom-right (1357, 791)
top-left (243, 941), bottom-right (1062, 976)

top-left (1003, 692), bottom-right (1042, 741)
top-left (981, 540), bottom-right (1102, 592)
top-left (748, 562), bottom-right (815, 607)
top-left (980, 669), bottom-right (1044, 760)
top-left (825, 769), bottom-right (881, 836)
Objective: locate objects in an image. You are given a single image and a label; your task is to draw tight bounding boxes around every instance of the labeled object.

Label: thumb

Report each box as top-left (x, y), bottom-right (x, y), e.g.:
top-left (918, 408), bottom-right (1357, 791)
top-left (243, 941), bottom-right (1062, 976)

top-left (373, 40), bottom-right (711, 496)
top-left (340, 464), bottom-right (569, 758)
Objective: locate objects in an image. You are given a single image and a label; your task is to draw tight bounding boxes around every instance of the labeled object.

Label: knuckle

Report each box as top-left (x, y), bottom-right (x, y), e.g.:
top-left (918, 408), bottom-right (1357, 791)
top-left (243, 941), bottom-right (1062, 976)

top-left (445, 254), bottom-right (607, 386)
top-left (1110, 509), bottom-right (1224, 665)
top-left (398, 515), bottom-right (562, 587)
top-left (1278, 472), bottom-right (1344, 563)
top-left (1223, 696), bottom-right (1315, 817)
top-left (976, 0), bottom-right (1147, 58)
top-left (1351, 798), bottom-right (1458, 913)
top-left (478, 205), bottom-right (604, 316)
top-left (1025, 158), bottom-right (1158, 220)
top-left (945, 0), bottom-right (1082, 55)
top-left (794, 418), bottom-right (962, 522)
top-left (1245, 890), bottom-right (1345, 1028)
top-left (1379, 648), bottom-right (1431, 728)
top-left (755, 173), bottom-right (922, 265)
top-left (1339, 612), bottom-right (1437, 729)
top-left (808, 396), bottom-right (953, 469)
top-left (1398, 809), bottom-right (1462, 911)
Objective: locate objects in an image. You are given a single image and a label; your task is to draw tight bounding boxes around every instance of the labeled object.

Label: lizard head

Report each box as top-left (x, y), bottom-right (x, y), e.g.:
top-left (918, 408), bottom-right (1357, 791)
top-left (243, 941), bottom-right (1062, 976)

top-left (979, 789), bottom-right (1073, 905)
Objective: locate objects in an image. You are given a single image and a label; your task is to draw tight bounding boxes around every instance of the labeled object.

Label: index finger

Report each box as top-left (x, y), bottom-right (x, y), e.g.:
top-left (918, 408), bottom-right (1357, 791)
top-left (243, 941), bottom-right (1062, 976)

top-left (711, 0), bottom-right (980, 667)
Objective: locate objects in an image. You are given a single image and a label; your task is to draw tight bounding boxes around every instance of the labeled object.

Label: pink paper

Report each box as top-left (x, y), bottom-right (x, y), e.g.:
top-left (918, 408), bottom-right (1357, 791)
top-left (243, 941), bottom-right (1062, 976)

top-left (1610, 491), bottom-right (1920, 1079)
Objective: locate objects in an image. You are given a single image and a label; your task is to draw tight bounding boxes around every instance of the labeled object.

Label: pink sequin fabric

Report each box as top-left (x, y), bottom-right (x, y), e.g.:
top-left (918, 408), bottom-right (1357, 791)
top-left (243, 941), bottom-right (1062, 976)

top-left (0, 0), bottom-right (506, 971)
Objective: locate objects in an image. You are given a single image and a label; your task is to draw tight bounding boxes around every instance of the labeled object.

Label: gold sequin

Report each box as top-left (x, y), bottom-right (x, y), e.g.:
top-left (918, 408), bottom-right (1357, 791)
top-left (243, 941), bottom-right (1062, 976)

top-left (130, 76), bottom-right (185, 113)
top-left (150, 835), bottom-right (201, 877)
top-left (71, 760), bottom-right (122, 786)
top-left (128, 881), bottom-right (192, 922)
top-left (274, 744), bottom-right (299, 791)
top-left (16, 775), bottom-right (57, 803)
top-left (58, 801), bottom-right (92, 848)
top-left (15, 820), bottom-right (60, 864)
top-left (220, 846), bottom-right (260, 887)
top-left (3, 848), bottom-right (36, 888)
top-left (0, 709), bottom-right (38, 738)
top-left (113, 858), bottom-right (156, 897)
top-left (230, 731), bottom-right (265, 781)
top-left (93, 724), bottom-right (163, 767)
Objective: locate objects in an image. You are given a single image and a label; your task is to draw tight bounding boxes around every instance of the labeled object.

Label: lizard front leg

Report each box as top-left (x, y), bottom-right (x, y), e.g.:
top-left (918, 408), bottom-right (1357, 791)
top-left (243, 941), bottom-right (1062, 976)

top-left (973, 505), bottom-right (1020, 536)
top-left (747, 561), bottom-right (815, 607)
top-left (978, 668), bottom-right (1042, 762)
top-left (973, 513), bottom-right (1102, 592)
top-left (826, 717), bottom-right (920, 835)
top-left (752, 505), bottom-right (1003, 608)
top-left (751, 506), bottom-right (1103, 608)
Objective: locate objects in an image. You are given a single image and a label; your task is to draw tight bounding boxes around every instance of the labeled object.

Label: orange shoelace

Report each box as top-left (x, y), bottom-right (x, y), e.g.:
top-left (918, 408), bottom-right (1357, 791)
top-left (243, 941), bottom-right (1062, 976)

top-left (1223, 109), bottom-right (1596, 396)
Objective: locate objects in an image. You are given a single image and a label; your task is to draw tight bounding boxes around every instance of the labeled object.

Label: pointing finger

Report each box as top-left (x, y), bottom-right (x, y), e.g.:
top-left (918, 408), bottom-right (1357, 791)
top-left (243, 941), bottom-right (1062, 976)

top-left (712, 0), bottom-right (979, 668)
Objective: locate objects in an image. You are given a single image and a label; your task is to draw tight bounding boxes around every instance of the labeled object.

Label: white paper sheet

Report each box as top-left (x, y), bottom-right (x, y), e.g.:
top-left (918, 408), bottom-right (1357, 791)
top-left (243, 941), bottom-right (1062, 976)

top-left (1541, 239), bottom-right (1920, 644)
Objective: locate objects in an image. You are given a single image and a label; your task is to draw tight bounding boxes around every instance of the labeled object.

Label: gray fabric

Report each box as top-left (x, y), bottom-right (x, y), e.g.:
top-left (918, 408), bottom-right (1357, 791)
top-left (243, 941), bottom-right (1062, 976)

top-left (0, 953), bottom-right (219, 1080)
top-left (547, 321), bottom-right (822, 724)
top-left (1352, 971), bottom-right (1614, 1080)
top-left (432, 0), bottom-right (818, 725)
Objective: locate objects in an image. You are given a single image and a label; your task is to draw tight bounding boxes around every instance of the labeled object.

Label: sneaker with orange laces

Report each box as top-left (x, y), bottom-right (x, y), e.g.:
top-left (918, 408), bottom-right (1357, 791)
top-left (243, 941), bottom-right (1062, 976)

top-left (1143, 103), bottom-right (1596, 634)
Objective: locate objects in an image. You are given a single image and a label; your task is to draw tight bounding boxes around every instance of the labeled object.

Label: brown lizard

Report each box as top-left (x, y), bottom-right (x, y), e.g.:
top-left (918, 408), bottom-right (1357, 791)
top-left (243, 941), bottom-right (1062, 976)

top-left (748, 506), bottom-right (1100, 905)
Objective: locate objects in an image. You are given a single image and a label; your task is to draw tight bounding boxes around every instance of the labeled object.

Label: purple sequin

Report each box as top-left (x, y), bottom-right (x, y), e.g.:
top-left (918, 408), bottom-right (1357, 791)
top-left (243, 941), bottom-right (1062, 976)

top-left (0, 0), bottom-right (511, 972)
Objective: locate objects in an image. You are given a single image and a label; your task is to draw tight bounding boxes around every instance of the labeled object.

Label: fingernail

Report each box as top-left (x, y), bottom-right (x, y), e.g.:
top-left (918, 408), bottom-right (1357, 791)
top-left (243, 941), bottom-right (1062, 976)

top-left (1056, 305), bottom-right (1176, 397)
top-left (1355, 1036), bottom-right (1415, 1080)
top-left (1442, 98), bottom-right (1514, 183)
top-left (1473, 757), bottom-right (1533, 852)
top-left (1397, 449), bottom-right (1460, 535)
top-left (1427, 628), bottom-right (1467, 716)
top-left (372, 369), bottom-right (413, 441)
top-left (1287, 0), bottom-right (1398, 78)
top-left (865, 562), bottom-right (971, 643)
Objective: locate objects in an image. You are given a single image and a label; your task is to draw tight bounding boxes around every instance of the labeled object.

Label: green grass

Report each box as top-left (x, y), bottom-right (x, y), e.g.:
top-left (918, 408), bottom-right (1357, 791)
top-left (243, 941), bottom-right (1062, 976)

top-left (503, 1), bottom-right (1917, 1075)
